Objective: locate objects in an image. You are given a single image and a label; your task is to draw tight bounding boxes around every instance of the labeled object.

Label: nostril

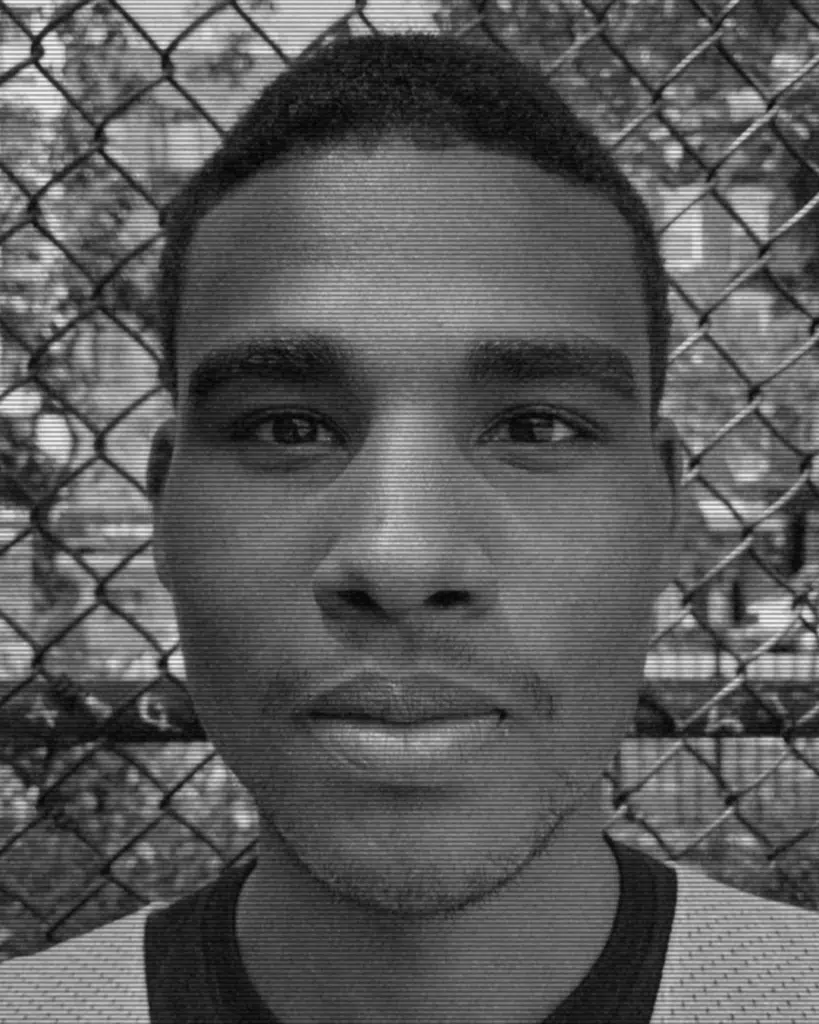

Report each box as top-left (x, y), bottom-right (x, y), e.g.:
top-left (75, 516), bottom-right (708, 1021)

top-left (434, 591), bottom-right (468, 609)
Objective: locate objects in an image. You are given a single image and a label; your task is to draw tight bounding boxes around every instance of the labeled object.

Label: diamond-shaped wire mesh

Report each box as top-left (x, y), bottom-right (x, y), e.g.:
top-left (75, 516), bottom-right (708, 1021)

top-left (1, 0), bottom-right (818, 957)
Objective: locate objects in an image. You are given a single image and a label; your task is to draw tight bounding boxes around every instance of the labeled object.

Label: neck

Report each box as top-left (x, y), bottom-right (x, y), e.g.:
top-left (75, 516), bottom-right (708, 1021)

top-left (235, 799), bottom-right (621, 1024)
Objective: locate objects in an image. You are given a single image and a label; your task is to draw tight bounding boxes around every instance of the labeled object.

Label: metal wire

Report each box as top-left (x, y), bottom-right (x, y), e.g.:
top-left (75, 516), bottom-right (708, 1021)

top-left (1, 0), bottom-right (819, 956)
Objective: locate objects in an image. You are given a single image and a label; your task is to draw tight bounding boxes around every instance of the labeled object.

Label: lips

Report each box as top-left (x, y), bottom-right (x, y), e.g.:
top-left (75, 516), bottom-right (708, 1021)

top-left (305, 670), bottom-right (504, 725)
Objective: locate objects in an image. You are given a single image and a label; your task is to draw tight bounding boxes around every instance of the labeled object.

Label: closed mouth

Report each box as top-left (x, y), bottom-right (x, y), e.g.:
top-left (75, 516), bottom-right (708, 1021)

top-left (304, 669), bottom-right (508, 726)
top-left (310, 710), bottom-right (505, 725)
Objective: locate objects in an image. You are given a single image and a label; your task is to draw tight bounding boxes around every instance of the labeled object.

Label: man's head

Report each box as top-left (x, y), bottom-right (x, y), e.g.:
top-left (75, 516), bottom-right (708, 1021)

top-left (147, 31), bottom-right (682, 920)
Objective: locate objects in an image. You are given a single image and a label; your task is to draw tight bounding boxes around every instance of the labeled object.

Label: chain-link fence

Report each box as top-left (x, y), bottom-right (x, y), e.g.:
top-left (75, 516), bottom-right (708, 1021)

top-left (1, 0), bottom-right (819, 959)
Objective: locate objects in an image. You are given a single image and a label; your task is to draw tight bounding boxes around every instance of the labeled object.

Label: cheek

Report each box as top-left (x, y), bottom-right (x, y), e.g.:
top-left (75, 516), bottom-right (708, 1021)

top-left (161, 499), bottom-right (324, 713)
top-left (159, 478), bottom-right (273, 637)
top-left (508, 528), bottom-right (658, 662)
top-left (506, 491), bottom-right (666, 708)
top-left (168, 533), bottom-right (304, 644)
top-left (163, 459), bottom-right (302, 581)
top-left (521, 477), bottom-right (666, 611)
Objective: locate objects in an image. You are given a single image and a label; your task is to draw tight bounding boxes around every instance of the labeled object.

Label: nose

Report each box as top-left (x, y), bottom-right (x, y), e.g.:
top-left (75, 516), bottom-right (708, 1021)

top-left (311, 438), bottom-right (499, 625)
top-left (313, 526), bottom-right (498, 623)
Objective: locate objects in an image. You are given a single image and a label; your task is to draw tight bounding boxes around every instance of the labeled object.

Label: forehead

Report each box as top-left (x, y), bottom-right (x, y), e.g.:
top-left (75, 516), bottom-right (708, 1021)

top-left (178, 140), bottom-right (650, 399)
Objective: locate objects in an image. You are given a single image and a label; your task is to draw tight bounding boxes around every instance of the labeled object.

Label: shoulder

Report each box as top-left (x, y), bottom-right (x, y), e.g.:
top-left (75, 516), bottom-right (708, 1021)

top-left (651, 859), bottom-right (819, 1022)
top-left (0, 901), bottom-right (167, 1024)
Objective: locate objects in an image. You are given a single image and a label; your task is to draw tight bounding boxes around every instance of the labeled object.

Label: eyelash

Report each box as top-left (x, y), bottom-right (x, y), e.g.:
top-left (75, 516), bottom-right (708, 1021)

top-left (231, 406), bottom-right (598, 449)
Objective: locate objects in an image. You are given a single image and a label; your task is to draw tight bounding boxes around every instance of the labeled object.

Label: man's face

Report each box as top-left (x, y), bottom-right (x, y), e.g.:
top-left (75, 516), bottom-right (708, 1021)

top-left (148, 140), bottom-right (680, 917)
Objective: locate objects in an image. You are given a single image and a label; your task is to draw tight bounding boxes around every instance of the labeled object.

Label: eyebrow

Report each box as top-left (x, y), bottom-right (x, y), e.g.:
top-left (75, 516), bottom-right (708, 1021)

top-left (185, 332), bottom-right (640, 411)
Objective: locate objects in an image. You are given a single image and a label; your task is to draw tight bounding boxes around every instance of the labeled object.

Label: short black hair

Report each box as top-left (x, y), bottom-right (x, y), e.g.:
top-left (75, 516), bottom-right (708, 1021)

top-left (156, 30), bottom-right (671, 428)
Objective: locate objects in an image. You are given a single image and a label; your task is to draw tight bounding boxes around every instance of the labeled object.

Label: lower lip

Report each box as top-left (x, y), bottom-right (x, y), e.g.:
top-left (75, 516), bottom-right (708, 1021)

top-left (306, 712), bottom-right (504, 778)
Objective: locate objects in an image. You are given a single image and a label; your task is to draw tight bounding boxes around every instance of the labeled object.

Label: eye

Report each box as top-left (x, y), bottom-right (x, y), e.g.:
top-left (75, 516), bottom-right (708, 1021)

top-left (233, 410), bottom-right (342, 447)
top-left (481, 407), bottom-right (594, 446)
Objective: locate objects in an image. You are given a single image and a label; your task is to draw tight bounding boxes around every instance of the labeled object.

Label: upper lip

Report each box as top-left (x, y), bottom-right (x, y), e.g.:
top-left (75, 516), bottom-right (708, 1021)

top-left (306, 671), bottom-right (504, 724)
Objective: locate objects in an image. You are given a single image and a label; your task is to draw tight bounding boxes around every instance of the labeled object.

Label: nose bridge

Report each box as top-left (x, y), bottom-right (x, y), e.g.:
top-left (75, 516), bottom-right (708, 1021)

top-left (352, 405), bottom-right (475, 537)
top-left (312, 409), bottom-right (498, 619)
